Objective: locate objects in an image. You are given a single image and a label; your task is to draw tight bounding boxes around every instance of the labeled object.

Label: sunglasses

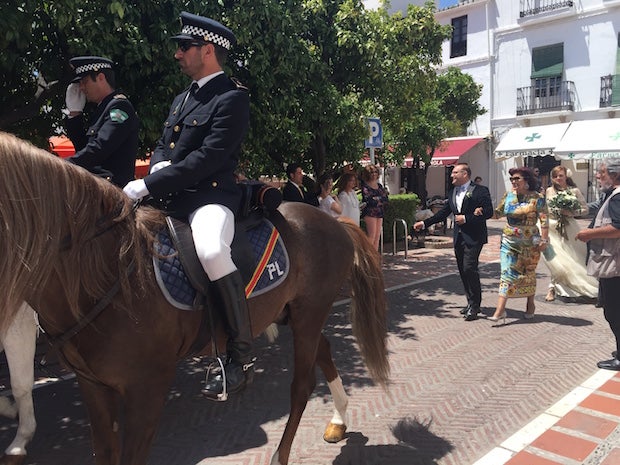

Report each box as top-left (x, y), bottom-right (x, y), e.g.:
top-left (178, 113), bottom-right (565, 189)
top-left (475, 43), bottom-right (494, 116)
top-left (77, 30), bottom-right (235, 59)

top-left (509, 177), bottom-right (523, 182)
top-left (177, 41), bottom-right (204, 52)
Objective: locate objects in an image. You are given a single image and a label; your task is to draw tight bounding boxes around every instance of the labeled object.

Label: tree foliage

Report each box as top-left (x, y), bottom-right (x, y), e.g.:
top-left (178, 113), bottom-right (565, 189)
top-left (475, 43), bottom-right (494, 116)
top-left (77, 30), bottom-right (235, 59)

top-left (437, 66), bottom-right (486, 137)
top-left (1, 0), bottom-right (482, 178)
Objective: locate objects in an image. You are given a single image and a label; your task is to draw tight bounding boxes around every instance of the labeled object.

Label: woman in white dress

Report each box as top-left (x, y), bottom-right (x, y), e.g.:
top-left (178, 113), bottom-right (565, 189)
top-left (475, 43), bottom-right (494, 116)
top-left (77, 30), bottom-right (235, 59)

top-left (543, 165), bottom-right (598, 302)
top-left (336, 172), bottom-right (360, 225)
top-left (317, 173), bottom-right (342, 218)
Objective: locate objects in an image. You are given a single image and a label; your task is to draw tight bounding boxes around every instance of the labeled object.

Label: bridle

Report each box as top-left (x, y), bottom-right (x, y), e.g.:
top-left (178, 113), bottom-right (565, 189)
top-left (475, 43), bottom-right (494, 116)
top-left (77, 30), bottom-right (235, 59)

top-left (42, 200), bottom-right (140, 357)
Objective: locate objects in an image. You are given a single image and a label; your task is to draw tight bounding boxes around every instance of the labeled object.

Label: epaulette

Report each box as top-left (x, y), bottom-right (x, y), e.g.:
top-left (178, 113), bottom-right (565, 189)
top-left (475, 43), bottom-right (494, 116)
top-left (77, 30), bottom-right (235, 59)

top-left (113, 93), bottom-right (128, 100)
top-left (230, 77), bottom-right (248, 91)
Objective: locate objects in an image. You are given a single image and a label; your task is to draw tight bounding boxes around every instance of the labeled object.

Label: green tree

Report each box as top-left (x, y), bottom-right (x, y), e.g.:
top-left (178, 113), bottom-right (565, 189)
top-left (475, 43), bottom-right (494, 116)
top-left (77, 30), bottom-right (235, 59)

top-left (1, 0), bottom-right (482, 180)
top-left (437, 66), bottom-right (486, 137)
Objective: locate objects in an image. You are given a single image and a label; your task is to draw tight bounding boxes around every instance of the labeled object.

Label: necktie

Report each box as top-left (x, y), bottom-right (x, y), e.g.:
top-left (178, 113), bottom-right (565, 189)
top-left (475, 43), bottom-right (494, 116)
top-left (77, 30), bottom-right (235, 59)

top-left (181, 82), bottom-right (198, 110)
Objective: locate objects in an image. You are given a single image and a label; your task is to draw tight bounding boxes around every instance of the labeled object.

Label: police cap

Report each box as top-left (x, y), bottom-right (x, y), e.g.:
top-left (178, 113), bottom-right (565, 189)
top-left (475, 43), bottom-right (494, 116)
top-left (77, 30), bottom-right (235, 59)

top-left (69, 56), bottom-right (114, 83)
top-left (171, 12), bottom-right (236, 50)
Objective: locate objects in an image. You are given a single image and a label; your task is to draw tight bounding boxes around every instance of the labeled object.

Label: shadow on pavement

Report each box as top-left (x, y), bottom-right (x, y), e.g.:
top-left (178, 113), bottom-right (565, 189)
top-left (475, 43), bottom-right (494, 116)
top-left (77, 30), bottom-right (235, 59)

top-left (334, 417), bottom-right (453, 465)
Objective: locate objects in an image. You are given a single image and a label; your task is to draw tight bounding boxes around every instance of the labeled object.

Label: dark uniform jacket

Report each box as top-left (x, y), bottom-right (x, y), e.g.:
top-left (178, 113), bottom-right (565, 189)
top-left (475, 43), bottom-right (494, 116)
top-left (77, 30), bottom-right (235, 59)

top-left (423, 183), bottom-right (494, 246)
top-left (145, 74), bottom-right (250, 219)
top-left (66, 92), bottom-right (139, 187)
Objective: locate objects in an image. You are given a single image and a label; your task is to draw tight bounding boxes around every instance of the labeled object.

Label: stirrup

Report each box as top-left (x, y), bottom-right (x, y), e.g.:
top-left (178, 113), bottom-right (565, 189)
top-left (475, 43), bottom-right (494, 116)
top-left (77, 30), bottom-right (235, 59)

top-left (205, 356), bottom-right (228, 402)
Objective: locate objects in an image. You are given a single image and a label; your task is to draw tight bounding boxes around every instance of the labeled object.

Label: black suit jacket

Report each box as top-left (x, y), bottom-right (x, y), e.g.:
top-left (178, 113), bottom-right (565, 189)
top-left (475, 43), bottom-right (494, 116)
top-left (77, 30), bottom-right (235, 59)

top-left (424, 183), bottom-right (493, 246)
top-left (282, 181), bottom-right (305, 202)
top-left (282, 180), bottom-right (319, 206)
top-left (66, 92), bottom-right (139, 187)
top-left (145, 74), bottom-right (250, 219)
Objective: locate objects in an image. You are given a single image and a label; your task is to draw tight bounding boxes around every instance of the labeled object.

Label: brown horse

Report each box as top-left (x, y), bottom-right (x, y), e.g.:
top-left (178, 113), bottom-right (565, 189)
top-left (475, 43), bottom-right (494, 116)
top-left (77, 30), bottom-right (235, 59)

top-left (0, 131), bottom-right (389, 465)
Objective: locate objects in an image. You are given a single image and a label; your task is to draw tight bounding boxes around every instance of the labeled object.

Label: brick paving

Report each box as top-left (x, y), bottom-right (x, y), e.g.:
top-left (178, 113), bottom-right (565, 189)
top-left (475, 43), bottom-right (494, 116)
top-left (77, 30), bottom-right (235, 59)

top-left (1, 219), bottom-right (620, 464)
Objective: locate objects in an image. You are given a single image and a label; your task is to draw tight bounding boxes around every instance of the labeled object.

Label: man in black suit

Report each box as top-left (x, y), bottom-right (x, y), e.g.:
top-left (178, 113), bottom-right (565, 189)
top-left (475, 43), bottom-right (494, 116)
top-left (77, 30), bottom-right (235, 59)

top-left (414, 163), bottom-right (493, 321)
top-left (123, 12), bottom-right (253, 400)
top-left (282, 163), bottom-right (319, 206)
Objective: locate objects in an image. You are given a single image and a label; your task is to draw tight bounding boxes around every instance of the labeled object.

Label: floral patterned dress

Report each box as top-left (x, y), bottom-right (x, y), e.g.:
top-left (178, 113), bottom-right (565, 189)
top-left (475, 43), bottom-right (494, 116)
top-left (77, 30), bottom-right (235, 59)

top-left (495, 191), bottom-right (548, 298)
top-left (361, 181), bottom-right (389, 218)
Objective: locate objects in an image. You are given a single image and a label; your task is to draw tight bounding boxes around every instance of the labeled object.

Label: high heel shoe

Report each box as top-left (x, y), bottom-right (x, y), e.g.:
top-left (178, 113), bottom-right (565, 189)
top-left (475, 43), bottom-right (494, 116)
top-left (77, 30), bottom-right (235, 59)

top-left (488, 313), bottom-right (506, 325)
top-left (524, 302), bottom-right (535, 319)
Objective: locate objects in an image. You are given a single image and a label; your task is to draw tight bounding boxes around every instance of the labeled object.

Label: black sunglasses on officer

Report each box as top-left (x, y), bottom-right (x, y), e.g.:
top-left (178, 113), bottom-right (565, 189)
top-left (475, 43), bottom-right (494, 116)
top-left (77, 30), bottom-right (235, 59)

top-left (176, 40), bottom-right (207, 52)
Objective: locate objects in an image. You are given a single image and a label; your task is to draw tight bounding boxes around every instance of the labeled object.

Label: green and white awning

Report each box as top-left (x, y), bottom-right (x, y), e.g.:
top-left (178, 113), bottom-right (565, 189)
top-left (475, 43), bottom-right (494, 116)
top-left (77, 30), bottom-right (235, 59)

top-left (553, 119), bottom-right (620, 159)
top-left (494, 123), bottom-right (570, 159)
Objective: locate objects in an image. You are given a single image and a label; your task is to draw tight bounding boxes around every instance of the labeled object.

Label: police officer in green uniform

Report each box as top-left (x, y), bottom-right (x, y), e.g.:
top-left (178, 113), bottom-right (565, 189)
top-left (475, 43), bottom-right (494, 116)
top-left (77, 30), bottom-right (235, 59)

top-left (64, 56), bottom-right (139, 187)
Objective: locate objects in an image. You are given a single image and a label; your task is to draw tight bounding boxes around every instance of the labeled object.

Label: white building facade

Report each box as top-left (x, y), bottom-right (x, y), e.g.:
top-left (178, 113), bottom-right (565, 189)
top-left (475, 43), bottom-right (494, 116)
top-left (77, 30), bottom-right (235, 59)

top-left (436, 0), bottom-right (620, 204)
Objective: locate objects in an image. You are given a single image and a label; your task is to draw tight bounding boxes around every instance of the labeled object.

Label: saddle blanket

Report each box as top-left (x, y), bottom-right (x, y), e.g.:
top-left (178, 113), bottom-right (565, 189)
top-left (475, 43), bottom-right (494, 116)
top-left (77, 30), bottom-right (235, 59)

top-left (153, 219), bottom-right (289, 310)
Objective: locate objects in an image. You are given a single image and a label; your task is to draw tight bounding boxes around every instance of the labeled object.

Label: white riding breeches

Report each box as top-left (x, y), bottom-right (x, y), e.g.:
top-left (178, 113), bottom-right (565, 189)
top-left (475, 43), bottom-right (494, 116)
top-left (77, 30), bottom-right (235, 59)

top-left (189, 204), bottom-right (237, 281)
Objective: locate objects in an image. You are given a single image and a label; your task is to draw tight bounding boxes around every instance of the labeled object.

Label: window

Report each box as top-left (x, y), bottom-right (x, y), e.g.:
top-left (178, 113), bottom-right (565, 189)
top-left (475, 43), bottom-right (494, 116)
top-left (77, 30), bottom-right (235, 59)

top-left (531, 43), bottom-right (564, 79)
top-left (450, 16), bottom-right (467, 58)
top-left (531, 43), bottom-right (564, 108)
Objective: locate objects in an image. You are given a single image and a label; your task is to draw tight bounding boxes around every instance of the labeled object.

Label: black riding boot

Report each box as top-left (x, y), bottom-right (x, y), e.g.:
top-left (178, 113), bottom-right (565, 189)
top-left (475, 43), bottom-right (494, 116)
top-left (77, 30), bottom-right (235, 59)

top-left (203, 270), bottom-right (255, 401)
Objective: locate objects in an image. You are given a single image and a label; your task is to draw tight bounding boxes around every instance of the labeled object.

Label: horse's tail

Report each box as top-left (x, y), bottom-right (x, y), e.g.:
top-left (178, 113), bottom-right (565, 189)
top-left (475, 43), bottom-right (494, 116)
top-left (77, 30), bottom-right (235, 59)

top-left (339, 218), bottom-right (390, 387)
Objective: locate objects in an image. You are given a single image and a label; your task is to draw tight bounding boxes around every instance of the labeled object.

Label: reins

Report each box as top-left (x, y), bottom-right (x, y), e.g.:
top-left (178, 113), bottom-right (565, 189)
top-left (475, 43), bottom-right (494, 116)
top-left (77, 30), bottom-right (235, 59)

top-left (42, 260), bottom-right (136, 360)
top-left (42, 200), bottom-right (140, 361)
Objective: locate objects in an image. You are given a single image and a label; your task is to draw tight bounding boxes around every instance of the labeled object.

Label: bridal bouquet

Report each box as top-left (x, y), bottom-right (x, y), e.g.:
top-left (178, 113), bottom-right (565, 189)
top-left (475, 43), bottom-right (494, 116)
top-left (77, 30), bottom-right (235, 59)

top-left (547, 190), bottom-right (582, 239)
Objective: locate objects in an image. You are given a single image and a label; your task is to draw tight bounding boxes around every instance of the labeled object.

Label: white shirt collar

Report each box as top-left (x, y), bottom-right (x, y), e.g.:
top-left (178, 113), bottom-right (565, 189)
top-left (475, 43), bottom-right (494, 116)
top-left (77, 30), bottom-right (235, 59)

top-left (194, 71), bottom-right (225, 90)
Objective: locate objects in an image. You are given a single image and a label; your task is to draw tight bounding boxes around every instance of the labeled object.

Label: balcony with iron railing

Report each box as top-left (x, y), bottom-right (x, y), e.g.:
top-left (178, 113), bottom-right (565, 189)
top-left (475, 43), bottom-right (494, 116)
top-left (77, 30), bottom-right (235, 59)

top-left (600, 74), bottom-right (620, 108)
top-left (516, 81), bottom-right (576, 116)
top-left (520, 0), bottom-right (574, 18)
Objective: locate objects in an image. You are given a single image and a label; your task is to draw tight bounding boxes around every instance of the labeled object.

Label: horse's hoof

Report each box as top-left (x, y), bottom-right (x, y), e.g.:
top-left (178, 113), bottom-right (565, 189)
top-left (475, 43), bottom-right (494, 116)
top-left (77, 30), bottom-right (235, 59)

top-left (0, 454), bottom-right (27, 465)
top-left (323, 422), bottom-right (347, 443)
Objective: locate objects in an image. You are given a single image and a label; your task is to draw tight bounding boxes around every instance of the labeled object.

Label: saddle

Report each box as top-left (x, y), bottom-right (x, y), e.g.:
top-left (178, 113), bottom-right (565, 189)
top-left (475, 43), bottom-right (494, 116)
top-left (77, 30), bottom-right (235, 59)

top-left (153, 182), bottom-right (288, 311)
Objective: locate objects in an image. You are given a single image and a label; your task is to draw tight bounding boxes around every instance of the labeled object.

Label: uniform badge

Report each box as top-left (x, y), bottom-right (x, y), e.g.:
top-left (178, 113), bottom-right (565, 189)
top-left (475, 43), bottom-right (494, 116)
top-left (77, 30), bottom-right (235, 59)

top-left (110, 109), bottom-right (129, 122)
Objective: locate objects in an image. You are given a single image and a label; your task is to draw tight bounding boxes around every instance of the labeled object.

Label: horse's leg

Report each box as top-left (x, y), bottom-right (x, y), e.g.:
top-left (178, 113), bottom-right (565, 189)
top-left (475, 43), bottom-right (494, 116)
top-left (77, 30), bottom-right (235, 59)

top-left (270, 317), bottom-right (324, 465)
top-left (1, 303), bottom-right (37, 461)
top-left (118, 379), bottom-right (172, 465)
top-left (79, 377), bottom-right (171, 465)
top-left (76, 377), bottom-right (122, 465)
top-left (315, 334), bottom-right (348, 443)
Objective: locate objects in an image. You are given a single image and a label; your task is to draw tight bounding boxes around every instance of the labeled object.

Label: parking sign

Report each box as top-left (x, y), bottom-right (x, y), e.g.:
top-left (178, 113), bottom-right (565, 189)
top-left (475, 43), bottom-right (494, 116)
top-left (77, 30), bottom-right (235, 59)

top-left (365, 117), bottom-right (383, 148)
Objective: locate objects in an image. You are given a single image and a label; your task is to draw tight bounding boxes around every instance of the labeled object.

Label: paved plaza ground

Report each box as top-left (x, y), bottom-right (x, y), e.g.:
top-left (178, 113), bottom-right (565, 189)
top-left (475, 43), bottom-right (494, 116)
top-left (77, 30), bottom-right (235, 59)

top-left (1, 219), bottom-right (620, 464)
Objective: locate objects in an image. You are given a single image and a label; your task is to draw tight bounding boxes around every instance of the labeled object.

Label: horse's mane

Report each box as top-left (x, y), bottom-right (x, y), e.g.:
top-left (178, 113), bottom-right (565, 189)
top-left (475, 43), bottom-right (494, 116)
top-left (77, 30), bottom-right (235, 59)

top-left (0, 131), bottom-right (165, 330)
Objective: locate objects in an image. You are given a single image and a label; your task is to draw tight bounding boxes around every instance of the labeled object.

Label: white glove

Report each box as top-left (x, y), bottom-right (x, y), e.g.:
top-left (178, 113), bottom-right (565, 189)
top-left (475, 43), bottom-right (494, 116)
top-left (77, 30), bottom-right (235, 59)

top-left (123, 179), bottom-right (149, 200)
top-left (150, 160), bottom-right (171, 174)
top-left (65, 83), bottom-right (86, 112)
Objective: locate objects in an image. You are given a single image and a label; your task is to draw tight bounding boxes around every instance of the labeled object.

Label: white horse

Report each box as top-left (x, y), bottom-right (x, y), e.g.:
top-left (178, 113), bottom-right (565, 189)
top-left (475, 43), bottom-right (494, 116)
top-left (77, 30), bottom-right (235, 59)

top-left (0, 302), bottom-right (37, 464)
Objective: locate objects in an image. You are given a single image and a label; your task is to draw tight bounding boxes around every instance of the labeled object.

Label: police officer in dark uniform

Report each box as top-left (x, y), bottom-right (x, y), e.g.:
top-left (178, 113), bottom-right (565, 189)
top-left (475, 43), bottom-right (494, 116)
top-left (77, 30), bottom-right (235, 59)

top-left (123, 12), bottom-right (252, 401)
top-left (65, 56), bottom-right (139, 187)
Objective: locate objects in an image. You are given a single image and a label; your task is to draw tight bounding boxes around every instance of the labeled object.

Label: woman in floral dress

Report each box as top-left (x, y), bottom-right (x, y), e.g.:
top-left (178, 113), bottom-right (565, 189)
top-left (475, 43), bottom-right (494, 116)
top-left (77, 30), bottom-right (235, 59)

top-left (360, 165), bottom-right (389, 250)
top-left (489, 167), bottom-right (550, 322)
top-left (543, 165), bottom-right (598, 301)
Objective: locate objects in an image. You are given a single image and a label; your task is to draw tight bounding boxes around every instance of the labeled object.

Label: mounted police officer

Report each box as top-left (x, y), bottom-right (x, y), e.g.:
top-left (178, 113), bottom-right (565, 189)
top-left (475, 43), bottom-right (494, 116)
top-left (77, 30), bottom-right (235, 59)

top-left (64, 56), bottom-right (139, 187)
top-left (123, 12), bottom-right (253, 400)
